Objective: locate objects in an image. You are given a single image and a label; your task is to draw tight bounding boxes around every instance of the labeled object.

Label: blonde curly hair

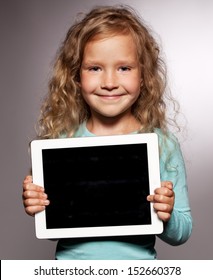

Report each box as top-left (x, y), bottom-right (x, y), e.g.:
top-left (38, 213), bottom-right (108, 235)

top-left (37, 5), bottom-right (179, 139)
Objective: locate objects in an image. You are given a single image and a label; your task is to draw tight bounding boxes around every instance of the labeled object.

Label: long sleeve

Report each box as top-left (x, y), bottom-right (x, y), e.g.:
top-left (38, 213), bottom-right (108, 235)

top-left (156, 130), bottom-right (193, 245)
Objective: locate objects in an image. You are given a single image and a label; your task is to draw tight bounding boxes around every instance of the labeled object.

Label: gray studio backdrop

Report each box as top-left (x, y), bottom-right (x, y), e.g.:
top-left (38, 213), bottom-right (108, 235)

top-left (1, 0), bottom-right (213, 259)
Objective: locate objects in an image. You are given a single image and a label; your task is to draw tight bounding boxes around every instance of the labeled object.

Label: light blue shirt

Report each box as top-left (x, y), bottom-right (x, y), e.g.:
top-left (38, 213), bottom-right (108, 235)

top-left (55, 123), bottom-right (192, 259)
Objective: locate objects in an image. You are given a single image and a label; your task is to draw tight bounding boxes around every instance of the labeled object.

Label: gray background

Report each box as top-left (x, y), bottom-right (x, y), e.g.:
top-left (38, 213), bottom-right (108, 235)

top-left (1, 0), bottom-right (213, 259)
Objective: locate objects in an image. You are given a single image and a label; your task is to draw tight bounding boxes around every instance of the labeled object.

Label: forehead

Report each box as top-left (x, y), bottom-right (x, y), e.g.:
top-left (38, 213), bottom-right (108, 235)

top-left (83, 34), bottom-right (138, 58)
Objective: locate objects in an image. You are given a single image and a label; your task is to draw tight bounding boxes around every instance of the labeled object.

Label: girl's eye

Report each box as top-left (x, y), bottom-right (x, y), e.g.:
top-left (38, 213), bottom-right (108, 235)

top-left (119, 66), bottom-right (131, 72)
top-left (89, 66), bottom-right (101, 72)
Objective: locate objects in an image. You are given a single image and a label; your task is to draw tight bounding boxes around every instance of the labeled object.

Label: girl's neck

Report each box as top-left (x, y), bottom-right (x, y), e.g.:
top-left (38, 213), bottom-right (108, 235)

top-left (86, 115), bottom-right (141, 136)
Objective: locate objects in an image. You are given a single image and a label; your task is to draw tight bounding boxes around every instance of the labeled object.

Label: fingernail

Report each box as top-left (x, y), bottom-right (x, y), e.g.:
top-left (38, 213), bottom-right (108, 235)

top-left (44, 200), bottom-right (50, 205)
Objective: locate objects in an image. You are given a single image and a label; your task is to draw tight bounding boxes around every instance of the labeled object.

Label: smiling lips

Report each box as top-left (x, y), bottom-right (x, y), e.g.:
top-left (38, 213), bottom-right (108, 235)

top-left (95, 93), bottom-right (126, 100)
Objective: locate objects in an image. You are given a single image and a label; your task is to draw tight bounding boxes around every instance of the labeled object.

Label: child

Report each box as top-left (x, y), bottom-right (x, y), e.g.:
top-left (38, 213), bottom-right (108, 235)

top-left (22, 5), bottom-right (192, 260)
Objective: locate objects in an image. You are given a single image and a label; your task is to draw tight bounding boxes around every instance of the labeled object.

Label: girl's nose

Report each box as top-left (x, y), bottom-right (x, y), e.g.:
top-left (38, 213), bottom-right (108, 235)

top-left (101, 71), bottom-right (119, 90)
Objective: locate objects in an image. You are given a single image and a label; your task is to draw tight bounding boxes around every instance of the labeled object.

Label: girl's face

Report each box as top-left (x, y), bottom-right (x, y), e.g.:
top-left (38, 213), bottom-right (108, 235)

top-left (80, 34), bottom-right (141, 121)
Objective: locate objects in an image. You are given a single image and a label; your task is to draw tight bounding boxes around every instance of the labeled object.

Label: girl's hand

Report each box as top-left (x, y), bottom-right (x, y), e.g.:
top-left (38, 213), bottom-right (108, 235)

top-left (147, 181), bottom-right (174, 222)
top-left (22, 175), bottom-right (50, 216)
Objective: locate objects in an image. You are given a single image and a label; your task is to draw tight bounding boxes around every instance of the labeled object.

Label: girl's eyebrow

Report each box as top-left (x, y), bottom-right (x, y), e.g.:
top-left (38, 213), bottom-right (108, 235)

top-left (82, 60), bottom-right (100, 65)
top-left (82, 59), bottom-right (137, 66)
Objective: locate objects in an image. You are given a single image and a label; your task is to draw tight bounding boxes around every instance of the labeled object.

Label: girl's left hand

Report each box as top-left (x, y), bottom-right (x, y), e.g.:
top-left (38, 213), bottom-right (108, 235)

top-left (147, 181), bottom-right (174, 222)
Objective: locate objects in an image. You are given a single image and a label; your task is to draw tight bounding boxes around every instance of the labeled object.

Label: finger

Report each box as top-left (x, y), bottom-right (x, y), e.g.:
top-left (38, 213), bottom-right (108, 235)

top-left (147, 194), bottom-right (154, 202)
top-left (148, 182), bottom-right (174, 200)
top-left (23, 175), bottom-right (33, 184)
top-left (24, 198), bottom-right (50, 208)
top-left (147, 193), bottom-right (174, 208)
top-left (154, 194), bottom-right (175, 215)
top-left (23, 190), bottom-right (48, 200)
top-left (154, 187), bottom-right (174, 198)
top-left (153, 202), bottom-right (173, 213)
top-left (23, 182), bottom-right (44, 192)
top-left (156, 211), bottom-right (171, 222)
top-left (25, 205), bottom-right (46, 217)
top-left (161, 181), bottom-right (173, 190)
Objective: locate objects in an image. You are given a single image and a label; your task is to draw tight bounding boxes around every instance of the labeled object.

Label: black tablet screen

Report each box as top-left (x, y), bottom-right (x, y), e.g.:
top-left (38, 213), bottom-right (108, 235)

top-left (42, 143), bottom-right (151, 229)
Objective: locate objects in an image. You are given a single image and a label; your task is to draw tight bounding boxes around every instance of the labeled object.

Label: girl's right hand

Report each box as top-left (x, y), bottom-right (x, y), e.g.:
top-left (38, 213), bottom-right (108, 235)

top-left (22, 175), bottom-right (50, 216)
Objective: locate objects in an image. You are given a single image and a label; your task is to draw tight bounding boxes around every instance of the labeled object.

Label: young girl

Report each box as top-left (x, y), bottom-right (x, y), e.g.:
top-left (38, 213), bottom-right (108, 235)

top-left (22, 5), bottom-right (192, 260)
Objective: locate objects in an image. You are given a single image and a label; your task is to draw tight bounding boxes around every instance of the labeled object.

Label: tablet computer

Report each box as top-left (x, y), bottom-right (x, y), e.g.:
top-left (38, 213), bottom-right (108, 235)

top-left (30, 133), bottom-right (163, 239)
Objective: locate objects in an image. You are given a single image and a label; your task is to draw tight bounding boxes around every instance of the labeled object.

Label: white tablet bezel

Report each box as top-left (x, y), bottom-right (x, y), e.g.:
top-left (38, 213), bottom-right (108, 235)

top-left (30, 133), bottom-right (163, 239)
